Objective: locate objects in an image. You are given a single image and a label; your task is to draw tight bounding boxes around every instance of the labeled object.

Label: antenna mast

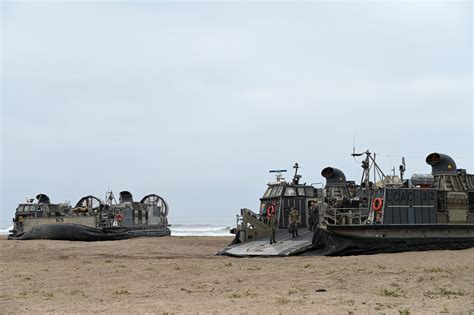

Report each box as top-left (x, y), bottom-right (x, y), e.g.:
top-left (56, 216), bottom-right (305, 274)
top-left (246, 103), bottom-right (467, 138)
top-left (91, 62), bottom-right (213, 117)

top-left (399, 157), bottom-right (406, 181)
top-left (351, 150), bottom-right (386, 187)
top-left (292, 163), bottom-right (302, 185)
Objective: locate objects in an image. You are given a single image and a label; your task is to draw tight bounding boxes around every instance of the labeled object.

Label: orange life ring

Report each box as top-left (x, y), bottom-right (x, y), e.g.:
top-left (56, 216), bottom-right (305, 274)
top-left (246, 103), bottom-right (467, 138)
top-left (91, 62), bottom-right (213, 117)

top-left (116, 213), bottom-right (124, 221)
top-left (371, 198), bottom-right (383, 212)
top-left (267, 205), bottom-right (275, 216)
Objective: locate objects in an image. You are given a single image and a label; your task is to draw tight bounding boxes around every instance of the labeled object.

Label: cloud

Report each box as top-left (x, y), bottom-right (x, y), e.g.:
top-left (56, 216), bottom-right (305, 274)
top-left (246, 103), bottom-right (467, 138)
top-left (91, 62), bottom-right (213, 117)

top-left (1, 1), bottom-right (472, 227)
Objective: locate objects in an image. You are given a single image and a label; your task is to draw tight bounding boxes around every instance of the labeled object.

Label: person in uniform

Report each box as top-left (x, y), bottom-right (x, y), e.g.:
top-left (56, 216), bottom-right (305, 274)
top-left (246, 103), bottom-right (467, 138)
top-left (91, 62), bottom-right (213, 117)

top-left (288, 207), bottom-right (300, 237)
top-left (308, 202), bottom-right (319, 231)
top-left (268, 212), bottom-right (278, 244)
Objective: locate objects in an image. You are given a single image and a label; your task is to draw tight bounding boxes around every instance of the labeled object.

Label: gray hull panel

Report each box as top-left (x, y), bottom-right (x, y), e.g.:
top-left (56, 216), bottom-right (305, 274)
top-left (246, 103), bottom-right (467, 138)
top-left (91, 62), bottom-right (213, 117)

top-left (217, 228), bottom-right (312, 257)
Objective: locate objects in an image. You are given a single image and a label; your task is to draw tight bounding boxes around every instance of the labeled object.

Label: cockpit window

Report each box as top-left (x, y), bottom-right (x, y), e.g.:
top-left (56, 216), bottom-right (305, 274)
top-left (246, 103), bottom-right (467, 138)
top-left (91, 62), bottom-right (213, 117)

top-left (297, 187), bottom-right (305, 196)
top-left (284, 187), bottom-right (297, 196)
top-left (305, 187), bottom-right (315, 197)
top-left (271, 185), bottom-right (283, 197)
top-left (263, 187), bottom-right (273, 198)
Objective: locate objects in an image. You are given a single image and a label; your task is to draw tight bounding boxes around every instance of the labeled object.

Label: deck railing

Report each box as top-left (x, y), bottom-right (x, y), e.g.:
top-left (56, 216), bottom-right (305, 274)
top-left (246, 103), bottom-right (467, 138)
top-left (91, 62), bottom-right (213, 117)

top-left (323, 207), bottom-right (368, 225)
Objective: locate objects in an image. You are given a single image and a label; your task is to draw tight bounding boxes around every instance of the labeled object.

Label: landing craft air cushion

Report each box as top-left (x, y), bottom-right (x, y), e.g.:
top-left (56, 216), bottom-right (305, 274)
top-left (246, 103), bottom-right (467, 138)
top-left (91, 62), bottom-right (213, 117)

top-left (218, 151), bottom-right (474, 256)
top-left (9, 191), bottom-right (171, 241)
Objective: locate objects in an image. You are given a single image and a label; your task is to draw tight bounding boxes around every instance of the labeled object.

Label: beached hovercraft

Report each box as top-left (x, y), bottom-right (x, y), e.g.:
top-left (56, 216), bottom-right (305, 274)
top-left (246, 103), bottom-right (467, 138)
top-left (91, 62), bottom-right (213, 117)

top-left (8, 191), bottom-right (171, 241)
top-left (219, 152), bottom-right (474, 257)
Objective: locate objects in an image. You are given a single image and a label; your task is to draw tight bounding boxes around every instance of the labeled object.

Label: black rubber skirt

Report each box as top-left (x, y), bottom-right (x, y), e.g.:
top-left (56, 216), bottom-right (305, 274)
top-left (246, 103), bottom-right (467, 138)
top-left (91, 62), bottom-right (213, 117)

top-left (8, 223), bottom-right (129, 241)
top-left (308, 227), bottom-right (474, 256)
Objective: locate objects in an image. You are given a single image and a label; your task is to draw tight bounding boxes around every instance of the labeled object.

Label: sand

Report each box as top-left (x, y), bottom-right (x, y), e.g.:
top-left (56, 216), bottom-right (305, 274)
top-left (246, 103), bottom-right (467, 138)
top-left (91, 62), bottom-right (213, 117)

top-left (1, 236), bottom-right (473, 314)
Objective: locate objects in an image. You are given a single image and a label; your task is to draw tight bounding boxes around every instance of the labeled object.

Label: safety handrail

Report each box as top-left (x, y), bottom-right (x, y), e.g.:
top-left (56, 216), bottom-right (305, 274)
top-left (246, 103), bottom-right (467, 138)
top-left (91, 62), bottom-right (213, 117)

top-left (323, 207), bottom-right (367, 225)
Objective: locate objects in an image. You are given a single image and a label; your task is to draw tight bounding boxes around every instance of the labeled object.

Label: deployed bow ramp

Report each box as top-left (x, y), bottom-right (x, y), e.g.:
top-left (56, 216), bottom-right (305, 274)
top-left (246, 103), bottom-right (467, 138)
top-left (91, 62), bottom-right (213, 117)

top-left (426, 153), bottom-right (457, 175)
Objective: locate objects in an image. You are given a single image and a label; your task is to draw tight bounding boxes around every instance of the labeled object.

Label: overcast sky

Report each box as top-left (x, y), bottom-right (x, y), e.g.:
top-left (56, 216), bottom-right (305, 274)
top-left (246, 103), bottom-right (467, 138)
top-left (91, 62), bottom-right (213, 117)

top-left (1, 1), bottom-right (472, 228)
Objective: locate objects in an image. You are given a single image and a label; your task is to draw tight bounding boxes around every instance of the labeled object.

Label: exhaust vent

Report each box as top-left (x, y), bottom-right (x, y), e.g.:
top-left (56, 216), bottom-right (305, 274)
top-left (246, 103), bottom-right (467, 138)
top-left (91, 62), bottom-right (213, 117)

top-left (426, 153), bottom-right (457, 175)
top-left (36, 194), bottom-right (51, 204)
top-left (119, 191), bottom-right (134, 203)
top-left (321, 167), bottom-right (347, 186)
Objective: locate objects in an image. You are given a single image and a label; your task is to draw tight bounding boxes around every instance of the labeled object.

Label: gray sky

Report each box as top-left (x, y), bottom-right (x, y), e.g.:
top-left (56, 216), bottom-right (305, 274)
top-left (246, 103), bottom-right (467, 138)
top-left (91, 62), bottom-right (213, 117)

top-left (1, 1), bottom-right (472, 228)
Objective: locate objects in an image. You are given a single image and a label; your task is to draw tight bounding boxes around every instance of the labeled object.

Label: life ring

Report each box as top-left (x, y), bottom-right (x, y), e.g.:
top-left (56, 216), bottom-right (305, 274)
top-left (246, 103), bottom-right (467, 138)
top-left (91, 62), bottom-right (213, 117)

top-left (267, 205), bottom-right (276, 216)
top-left (371, 198), bottom-right (383, 212)
top-left (115, 213), bottom-right (124, 221)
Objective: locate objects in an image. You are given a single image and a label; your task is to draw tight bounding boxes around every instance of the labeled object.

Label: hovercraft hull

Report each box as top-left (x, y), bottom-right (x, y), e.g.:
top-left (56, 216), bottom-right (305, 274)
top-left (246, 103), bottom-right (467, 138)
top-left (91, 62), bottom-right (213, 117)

top-left (8, 223), bottom-right (171, 241)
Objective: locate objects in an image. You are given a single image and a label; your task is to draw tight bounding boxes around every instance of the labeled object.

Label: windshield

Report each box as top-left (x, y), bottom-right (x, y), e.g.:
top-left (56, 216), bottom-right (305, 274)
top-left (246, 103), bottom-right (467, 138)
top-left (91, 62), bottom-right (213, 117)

top-left (263, 187), bottom-right (273, 198)
top-left (271, 185), bottom-right (283, 197)
top-left (284, 187), bottom-right (297, 196)
top-left (305, 187), bottom-right (315, 197)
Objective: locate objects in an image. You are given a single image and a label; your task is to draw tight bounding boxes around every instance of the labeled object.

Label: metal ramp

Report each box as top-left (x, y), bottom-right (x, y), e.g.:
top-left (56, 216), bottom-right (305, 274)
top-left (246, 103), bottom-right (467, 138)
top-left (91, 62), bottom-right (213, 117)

top-left (217, 228), bottom-right (313, 257)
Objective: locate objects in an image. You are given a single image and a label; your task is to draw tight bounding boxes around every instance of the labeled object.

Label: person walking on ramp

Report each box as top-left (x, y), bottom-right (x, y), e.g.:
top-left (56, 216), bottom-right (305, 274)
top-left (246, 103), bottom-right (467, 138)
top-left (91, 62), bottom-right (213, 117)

top-left (288, 207), bottom-right (300, 238)
top-left (268, 211), bottom-right (278, 244)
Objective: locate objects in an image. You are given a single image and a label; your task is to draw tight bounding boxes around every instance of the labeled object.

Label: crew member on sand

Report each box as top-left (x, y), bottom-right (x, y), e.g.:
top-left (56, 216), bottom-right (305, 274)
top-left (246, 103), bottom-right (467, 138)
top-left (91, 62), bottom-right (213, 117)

top-left (288, 207), bottom-right (300, 238)
top-left (268, 212), bottom-right (278, 244)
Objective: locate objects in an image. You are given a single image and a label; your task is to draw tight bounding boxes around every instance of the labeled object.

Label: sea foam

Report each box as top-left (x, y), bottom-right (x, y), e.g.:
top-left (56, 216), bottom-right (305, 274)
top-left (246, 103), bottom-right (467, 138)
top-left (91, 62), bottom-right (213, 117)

top-left (170, 224), bottom-right (232, 237)
top-left (0, 226), bottom-right (12, 235)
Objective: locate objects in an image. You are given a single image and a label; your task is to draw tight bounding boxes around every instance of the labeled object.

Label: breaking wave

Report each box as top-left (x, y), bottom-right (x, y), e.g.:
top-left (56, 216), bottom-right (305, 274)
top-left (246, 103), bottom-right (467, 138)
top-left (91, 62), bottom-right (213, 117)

top-left (0, 226), bottom-right (12, 235)
top-left (170, 224), bottom-right (232, 237)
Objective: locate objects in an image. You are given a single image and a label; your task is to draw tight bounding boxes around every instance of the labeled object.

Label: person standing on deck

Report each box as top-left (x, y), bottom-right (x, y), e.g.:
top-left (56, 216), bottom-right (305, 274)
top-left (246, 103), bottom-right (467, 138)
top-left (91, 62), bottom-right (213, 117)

top-left (288, 207), bottom-right (300, 238)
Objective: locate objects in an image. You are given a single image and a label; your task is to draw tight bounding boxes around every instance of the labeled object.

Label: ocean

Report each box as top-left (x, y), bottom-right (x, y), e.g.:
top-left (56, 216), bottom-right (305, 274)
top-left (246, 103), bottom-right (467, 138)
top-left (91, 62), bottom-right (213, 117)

top-left (170, 224), bottom-right (232, 237)
top-left (0, 226), bottom-right (12, 235)
top-left (0, 224), bottom-right (232, 237)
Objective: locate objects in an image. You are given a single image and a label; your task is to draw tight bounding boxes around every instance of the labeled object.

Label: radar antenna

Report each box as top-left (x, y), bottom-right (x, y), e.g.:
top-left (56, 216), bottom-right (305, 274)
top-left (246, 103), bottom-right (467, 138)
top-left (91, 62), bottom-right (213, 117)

top-left (269, 169), bottom-right (287, 183)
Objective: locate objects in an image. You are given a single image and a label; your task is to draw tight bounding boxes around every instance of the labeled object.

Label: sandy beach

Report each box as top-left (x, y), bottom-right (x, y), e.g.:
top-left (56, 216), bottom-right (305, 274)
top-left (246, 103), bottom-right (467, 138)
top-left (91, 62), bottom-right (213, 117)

top-left (1, 236), bottom-right (473, 314)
